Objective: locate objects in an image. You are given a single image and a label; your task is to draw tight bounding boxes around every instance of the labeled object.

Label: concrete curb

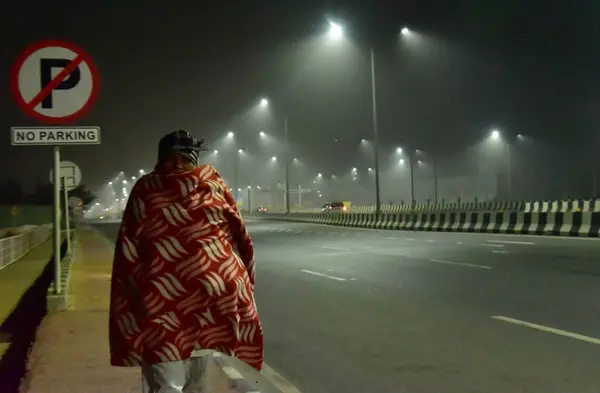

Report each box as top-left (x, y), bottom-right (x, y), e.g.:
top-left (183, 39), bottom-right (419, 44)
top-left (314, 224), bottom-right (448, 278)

top-left (248, 211), bottom-right (600, 237)
top-left (46, 231), bottom-right (77, 313)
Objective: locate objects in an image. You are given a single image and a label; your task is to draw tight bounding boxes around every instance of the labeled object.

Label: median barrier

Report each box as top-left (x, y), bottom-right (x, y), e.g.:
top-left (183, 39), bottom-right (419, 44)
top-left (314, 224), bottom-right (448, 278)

top-left (248, 210), bottom-right (600, 237)
top-left (274, 198), bottom-right (600, 215)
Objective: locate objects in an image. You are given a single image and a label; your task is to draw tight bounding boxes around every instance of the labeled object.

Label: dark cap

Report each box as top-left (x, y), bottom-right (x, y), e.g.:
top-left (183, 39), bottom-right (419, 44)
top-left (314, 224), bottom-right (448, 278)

top-left (157, 129), bottom-right (207, 166)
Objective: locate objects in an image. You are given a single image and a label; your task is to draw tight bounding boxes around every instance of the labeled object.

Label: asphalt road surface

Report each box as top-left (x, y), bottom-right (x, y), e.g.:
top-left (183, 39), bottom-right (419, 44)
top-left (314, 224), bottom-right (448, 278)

top-left (92, 219), bottom-right (600, 393)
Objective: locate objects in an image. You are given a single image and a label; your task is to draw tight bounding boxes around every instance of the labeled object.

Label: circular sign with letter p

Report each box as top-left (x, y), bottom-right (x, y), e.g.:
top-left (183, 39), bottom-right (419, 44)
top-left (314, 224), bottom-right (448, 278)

top-left (11, 40), bottom-right (100, 125)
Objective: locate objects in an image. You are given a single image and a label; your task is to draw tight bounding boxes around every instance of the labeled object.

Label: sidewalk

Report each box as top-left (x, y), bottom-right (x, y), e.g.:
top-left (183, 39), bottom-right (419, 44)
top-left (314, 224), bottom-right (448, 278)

top-left (24, 228), bottom-right (284, 393)
top-left (25, 229), bottom-right (140, 393)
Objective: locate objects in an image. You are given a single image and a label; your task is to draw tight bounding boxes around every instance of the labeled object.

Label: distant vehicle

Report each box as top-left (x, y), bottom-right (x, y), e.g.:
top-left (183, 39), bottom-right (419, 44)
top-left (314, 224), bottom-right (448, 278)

top-left (321, 201), bottom-right (348, 213)
top-left (256, 206), bottom-right (268, 213)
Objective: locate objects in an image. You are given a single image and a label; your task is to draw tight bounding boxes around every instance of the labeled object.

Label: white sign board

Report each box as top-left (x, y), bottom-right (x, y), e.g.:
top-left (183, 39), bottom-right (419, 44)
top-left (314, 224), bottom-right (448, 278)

top-left (49, 160), bottom-right (82, 191)
top-left (11, 126), bottom-right (100, 146)
top-left (11, 40), bottom-right (100, 124)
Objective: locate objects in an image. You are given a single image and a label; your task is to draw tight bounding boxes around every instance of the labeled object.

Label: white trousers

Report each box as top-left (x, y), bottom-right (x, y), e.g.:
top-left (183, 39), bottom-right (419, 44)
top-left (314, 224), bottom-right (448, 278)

top-left (141, 355), bottom-right (208, 393)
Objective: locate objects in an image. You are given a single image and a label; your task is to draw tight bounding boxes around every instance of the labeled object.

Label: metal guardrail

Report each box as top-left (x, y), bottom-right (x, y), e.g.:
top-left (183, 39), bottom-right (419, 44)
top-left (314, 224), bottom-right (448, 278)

top-left (0, 226), bottom-right (51, 271)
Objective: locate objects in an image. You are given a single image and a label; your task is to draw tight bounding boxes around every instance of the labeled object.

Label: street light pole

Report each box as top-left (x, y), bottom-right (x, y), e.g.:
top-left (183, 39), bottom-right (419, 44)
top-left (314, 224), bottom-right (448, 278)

top-left (233, 151), bottom-right (239, 202)
top-left (370, 48), bottom-right (381, 215)
top-left (433, 158), bottom-right (438, 204)
top-left (409, 150), bottom-right (415, 205)
top-left (284, 116), bottom-right (290, 213)
top-left (506, 142), bottom-right (512, 199)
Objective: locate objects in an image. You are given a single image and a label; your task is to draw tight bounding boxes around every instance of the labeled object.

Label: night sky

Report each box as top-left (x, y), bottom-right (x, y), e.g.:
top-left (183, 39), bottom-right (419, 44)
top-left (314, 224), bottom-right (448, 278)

top-left (2, 1), bottom-right (600, 198)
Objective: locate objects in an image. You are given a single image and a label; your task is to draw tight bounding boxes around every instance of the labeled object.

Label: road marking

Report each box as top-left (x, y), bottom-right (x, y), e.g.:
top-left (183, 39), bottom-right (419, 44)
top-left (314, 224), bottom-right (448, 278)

top-left (304, 251), bottom-right (352, 258)
top-left (425, 239), bottom-right (435, 243)
top-left (322, 245), bottom-right (351, 251)
top-left (456, 241), bottom-right (463, 245)
top-left (492, 316), bottom-right (600, 345)
top-left (487, 239), bottom-right (534, 245)
top-left (300, 269), bottom-right (346, 281)
top-left (492, 250), bottom-right (509, 254)
top-left (480, 243), bottom-right (504, 248)
top-left (428, 259), bottom-right (492, 269)
top-left (405, 238), bottom-right (416, 241)
top-left (93, 226), bottom-right (306, 392)
top-left (386, 237), bottom-right (396, 240)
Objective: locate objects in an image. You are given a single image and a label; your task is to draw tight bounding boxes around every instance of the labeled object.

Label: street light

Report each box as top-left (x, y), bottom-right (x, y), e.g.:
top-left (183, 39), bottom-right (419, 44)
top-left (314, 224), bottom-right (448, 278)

top-left (271, 156), bottom-right (277, 161)
top-left (401, 27), bottom-right (410, 35)
top-left (227, 131), bottom-right (234, 138)
top-left (238, 149), bottom-right (243, 154)
top-left (331, 22), bottom-right (382, 214)
top-left (259, 131), bottom-right (266, 137)
top-left (328, 22), bottom-right (343, 40)
top-left (489, 128), bottom-right (511, 198)
top-left (260, 98), bottom-right (268, 107)
top-left (108, 181), bottom-right (112, 185)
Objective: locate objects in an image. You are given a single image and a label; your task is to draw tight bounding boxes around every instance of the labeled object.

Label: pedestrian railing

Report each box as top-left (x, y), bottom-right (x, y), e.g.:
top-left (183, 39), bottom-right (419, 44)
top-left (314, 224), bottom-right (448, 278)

top-left (0, 226), bottom-right (51, 271)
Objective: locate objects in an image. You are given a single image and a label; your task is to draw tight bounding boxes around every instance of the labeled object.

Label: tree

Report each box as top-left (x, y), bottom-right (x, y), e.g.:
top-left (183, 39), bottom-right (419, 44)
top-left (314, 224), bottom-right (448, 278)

top-left (68, 185), bottom-right (96, 207)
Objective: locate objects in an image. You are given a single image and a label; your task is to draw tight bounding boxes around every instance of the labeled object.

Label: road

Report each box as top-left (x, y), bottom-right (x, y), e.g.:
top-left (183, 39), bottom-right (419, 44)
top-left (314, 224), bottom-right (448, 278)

top-left (92, 219), bottom-right (600, 393)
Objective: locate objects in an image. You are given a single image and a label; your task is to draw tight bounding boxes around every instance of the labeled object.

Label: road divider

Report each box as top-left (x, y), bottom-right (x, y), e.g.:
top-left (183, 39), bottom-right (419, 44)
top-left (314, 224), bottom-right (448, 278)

top-left (248, 210), bottom-right (600, 238)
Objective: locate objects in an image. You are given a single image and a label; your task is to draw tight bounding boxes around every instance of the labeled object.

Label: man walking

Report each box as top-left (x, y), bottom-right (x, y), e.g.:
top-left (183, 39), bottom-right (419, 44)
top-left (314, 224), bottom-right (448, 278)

top-left (109, 130), bottom-right (263, 392)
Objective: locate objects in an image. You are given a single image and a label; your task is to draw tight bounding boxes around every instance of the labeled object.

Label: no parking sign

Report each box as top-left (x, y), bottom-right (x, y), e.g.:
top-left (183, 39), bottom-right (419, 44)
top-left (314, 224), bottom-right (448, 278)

top-left (9, 39), bottom-right (102, 294)
top-left (11, 39), bottom-right (100, 125)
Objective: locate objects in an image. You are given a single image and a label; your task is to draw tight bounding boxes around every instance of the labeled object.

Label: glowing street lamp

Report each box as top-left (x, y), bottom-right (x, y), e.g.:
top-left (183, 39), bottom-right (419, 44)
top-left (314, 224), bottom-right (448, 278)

top-left (328, 22), bottom-right (343, 40)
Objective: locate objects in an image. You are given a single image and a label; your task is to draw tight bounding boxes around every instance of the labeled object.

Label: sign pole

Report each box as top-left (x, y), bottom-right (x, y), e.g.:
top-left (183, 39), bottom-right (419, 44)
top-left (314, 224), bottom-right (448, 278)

top-left (53, 146), bottom-right (61, 294)
top-left (62, 176), bottom-right (71, 255)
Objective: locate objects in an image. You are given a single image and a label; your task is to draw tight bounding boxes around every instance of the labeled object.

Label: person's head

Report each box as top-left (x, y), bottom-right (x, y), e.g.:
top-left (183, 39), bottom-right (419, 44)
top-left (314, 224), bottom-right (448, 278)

top-left (157, 129), bottom-right (207, 171)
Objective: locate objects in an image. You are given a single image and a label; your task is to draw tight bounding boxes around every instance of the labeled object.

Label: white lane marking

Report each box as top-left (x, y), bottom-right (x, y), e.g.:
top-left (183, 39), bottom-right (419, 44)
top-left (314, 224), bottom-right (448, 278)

top-left (386, 237), bottom-right (397, 240)
top-left (456, 241), bottom-right (463, 245)
top-left (487, 240), bottom-right (535, 245)
top-left (261, 363), bottom-right (304, 393)
top-left (322, 245), bottom-right (351, 251)
top-left (480, 243), bottom-right (504, 248)
top-left (405, 238), bottom-right (416, 241)
top-left (425, 239), bottom-right (435, 243)
top-left (300, 269), bottom-right (346, 281)
top-left (428, 259), bottom-right (492, 270)
top-left (95, 227), bottom-right (306, 392)
top-left (492, 316), bottom-right (600, 345)
top-left (492, 250), bottom-right (509, 254)
top-left (305, 251), bottom-right (352, 258)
